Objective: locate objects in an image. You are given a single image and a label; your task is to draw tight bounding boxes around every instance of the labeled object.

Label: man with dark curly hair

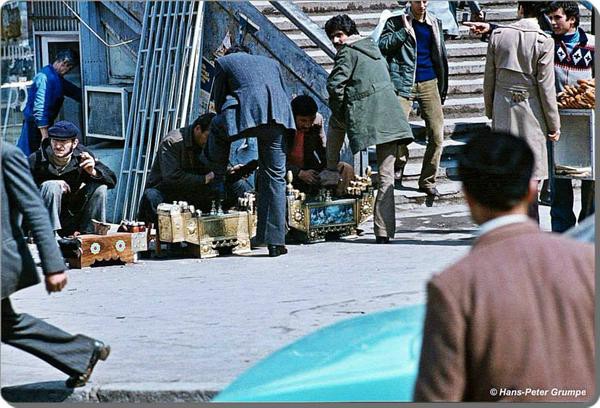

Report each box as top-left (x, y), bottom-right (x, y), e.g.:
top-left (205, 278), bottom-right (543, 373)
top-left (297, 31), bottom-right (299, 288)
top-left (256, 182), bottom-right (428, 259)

top-left (323, 14), bottom-right (414, 244)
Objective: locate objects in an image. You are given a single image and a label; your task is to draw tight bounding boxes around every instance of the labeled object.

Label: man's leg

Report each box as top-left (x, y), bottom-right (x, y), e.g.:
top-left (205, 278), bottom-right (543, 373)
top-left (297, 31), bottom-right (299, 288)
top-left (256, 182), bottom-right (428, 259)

top-left (396, 96), bottom-right (413, 181)
top-left (579, 180), bottom-right (595, 223)
top-left (1, 298), bottom-right (96, 377)
top-left (416, 79), bottom-right (444, 190)
top-left (550, 178), bottom-right (576, 232)
top-left (528, 180), bottom-right (541, 223)
top-left (77, 184), bottom-right (108, 234)
top-left (137, 188), bottom-right (165, 226)
top-left (39, 180), bottom-right (64, 233)
top-left (374, 141), bottom-right (397, 239)
top-left (255, 125), bottom-right (287, 246)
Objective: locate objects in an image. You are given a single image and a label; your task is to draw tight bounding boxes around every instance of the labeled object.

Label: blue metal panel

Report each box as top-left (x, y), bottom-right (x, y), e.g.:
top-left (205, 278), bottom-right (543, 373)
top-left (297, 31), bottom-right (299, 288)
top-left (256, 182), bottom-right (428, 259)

top-left (201, 1), bottom-right (332, 127)
top-left (79, 2), bottom-right (109, 87)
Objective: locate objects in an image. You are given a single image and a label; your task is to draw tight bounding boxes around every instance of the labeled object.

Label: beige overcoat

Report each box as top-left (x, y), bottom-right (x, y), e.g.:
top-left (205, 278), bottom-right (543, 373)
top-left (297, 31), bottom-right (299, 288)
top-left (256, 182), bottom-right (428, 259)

top-left (483, 18), bottom-right (560, 180)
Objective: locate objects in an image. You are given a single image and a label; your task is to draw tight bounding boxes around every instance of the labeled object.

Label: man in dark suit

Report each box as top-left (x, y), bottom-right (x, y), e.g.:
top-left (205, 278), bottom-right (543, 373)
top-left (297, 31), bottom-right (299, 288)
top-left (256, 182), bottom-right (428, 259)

top-left (1, 143), bottom-right (110, 388)
top-left (205, 45), bottom-right (296, 257)
top-left (414, 131), bottom-right (594, 401)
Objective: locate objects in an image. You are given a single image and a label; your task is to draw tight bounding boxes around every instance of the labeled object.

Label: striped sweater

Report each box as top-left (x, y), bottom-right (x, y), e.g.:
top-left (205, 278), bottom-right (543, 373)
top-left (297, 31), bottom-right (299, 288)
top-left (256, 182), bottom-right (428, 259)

top-left (553, 27), bottom-right (595, 92)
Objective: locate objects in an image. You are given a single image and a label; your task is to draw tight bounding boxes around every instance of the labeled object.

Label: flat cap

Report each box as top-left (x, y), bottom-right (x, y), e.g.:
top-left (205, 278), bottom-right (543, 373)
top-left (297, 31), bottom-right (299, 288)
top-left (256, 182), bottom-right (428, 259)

top-left (48, 120), bottom-right (80, 140)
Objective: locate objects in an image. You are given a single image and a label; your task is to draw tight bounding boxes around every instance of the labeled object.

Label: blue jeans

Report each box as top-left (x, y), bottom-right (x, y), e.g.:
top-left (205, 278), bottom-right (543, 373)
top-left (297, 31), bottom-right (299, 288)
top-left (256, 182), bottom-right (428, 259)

top-left (206, 121), bottom-right (287, 246)
top-left (550, 178), bottom-right (595, 232)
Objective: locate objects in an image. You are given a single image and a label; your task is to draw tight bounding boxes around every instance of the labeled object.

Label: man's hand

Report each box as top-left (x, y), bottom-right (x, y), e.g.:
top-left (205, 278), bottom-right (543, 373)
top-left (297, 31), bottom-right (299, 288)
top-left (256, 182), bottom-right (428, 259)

top-left (39, 127), bottom-right (49, 140)
top-left (471, 11), bottom-right (485, 22)
top-left (205, 171), bottom-right (215, 184)
top-left (79, 152), bottom-right (97, 177)
top-left (298, 169), bottom-right (320, 185)
top-left (58, 180), bottom-right (71, 194)
top-left (45, 272), bottom-right (67, 293)
top-left (228, 164), bottom-right (243, 174)
top-left (547, 130), bottom-right (561, 142)
top-left (463, 21), bottom-right (491, 35)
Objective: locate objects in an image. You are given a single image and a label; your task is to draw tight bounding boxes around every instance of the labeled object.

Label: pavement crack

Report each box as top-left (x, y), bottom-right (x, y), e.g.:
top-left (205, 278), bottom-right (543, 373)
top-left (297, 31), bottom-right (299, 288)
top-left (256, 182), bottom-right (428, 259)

top-left (290, 299), bottom-right (357, 316)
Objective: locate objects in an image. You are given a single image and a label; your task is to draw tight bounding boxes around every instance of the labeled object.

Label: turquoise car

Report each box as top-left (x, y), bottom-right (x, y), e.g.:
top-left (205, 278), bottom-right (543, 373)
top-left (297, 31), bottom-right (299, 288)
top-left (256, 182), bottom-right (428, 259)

top-left (213, 304), bottom-right (426, 402)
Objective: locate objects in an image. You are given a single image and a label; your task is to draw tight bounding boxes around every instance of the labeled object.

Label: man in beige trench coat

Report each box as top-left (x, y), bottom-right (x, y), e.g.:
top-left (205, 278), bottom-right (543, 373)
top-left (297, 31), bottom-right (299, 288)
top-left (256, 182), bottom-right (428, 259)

top-left (483, 1), bottom-right (560, 221)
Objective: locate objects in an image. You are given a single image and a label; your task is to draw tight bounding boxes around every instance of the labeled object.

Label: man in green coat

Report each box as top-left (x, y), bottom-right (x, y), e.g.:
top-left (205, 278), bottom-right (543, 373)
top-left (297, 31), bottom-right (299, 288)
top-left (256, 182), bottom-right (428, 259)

top-left (324, 14), bottom-right (414, 243)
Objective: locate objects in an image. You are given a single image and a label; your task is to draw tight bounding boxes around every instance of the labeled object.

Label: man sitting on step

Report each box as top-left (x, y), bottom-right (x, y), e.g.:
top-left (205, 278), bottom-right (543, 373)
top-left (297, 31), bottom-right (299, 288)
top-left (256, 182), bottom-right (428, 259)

top-left (28, 121), bottom-right (117, 240)
top-left (287, 95), bottom-right (354, 197)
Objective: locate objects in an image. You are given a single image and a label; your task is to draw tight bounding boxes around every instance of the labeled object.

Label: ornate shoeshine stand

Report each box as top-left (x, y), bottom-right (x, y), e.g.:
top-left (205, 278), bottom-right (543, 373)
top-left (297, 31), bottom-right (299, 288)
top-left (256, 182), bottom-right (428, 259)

top-left (65, 221), bottom-right (148, 268)
top-left (286, 167), bottom-right (375, 243)
top-left (156, 193), bottom-right (257, 258)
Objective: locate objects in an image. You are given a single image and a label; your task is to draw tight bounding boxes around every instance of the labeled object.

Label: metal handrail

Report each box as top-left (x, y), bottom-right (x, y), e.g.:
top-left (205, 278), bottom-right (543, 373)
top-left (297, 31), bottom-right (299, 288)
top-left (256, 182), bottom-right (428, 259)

top-left (268, 1), bottom-right (336, 60)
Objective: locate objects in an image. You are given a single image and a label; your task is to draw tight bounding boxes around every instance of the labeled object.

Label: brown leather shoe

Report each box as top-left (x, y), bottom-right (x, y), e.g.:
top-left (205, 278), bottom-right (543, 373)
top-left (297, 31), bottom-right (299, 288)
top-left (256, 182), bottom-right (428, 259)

top-left (66, 341), bottom-right (111, 388)
top-left (418, 186), bottom-right (441, 197)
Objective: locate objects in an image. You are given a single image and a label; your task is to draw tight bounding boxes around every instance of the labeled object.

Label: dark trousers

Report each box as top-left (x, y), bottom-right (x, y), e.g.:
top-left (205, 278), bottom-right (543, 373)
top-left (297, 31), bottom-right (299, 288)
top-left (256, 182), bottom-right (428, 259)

top-left (207, 123), bottom-right (287, 246)
top-left (254, 125), bottom-right (287, 246)
top-left (551, 179), bottom-right (595, 232)
top-left (1, 298), bottom-right (94, 377)
top-left (39, 181), bottom-right (107, 235)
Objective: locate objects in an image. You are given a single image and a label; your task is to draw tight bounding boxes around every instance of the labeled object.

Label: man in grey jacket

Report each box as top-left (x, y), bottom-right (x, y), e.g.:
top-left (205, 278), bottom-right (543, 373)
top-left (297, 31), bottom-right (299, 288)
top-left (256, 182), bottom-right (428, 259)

top-left (378, 0), bottom-right (448, 197)
top-left (1, 143), bottom-right (109, 388)
top-left (205, 45), bottom-right (296, 257)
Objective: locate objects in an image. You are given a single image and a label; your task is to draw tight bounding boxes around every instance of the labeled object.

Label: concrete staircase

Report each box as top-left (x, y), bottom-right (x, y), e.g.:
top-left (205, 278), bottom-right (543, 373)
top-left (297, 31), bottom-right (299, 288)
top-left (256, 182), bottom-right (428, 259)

top-left (251, 0), bottom-right (592, 206)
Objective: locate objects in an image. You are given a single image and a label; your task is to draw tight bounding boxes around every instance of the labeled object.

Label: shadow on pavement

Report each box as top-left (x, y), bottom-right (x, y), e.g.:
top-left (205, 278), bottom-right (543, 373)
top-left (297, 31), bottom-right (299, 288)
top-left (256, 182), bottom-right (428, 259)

top-left (2, 380), bottom-right (77, 402)
top-left (344, 237), bottom-right (474, 246)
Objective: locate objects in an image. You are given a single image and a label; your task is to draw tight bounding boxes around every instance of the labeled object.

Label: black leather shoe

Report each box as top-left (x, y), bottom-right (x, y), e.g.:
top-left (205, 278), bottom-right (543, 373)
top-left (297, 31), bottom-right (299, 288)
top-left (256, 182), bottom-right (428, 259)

top-left (66, 341), bottom-right (111, 388)
top-left (375, 236), bottom-right (390, 244)
top-left (418, 186), bottom-right (441, 197)
top-left (268, 245), bottom-right (288, 257)
top-left (57, 237), bottom-right (79, 251)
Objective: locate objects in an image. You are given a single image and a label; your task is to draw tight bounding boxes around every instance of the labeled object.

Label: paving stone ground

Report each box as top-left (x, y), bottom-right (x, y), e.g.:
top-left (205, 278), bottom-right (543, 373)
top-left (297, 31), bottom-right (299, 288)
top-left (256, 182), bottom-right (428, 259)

top-left (0, 199), bottom-right (574, 402)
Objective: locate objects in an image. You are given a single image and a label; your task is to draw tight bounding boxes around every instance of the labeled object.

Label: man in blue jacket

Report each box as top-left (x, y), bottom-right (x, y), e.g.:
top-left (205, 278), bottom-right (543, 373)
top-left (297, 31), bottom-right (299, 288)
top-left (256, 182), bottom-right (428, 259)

top-left (205, 45), bottom-right (296, 257)
top-left (17, 49), bottom-right (81, 156)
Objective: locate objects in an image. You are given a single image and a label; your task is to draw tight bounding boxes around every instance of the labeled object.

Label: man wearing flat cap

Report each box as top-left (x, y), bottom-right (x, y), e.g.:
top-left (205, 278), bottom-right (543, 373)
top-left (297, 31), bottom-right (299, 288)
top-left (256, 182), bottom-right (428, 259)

top-left (28, 121), bottom-right (117, 237)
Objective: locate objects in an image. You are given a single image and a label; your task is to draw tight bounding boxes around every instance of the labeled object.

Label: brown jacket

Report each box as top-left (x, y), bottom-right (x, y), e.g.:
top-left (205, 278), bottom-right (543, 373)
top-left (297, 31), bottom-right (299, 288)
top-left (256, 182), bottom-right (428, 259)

top-left (414, 222), bottom-right (595, 402)
top-left (484, 18), bottom-right (560, 180)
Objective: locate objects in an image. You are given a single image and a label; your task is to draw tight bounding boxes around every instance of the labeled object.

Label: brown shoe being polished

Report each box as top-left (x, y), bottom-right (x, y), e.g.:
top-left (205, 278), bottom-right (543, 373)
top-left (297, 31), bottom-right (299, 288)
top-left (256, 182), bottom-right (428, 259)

top-left (65, 341), bottom-right (111, 388)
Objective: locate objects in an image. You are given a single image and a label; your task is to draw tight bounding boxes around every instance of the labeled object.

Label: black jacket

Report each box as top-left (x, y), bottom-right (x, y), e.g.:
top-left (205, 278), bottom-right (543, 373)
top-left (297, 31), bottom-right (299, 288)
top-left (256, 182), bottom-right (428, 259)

top-left (28, 139), bottom-right (117, 192)
top-left (145, 126), bottom-right (211, 195)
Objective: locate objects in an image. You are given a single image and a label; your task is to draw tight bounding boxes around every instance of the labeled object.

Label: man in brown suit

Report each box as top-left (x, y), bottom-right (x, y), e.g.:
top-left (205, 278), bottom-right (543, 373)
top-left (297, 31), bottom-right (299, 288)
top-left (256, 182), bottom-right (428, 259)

top-left (414, 130), bottom-right (594, 402)
top-left (483, 1), bottom-right (561, 222)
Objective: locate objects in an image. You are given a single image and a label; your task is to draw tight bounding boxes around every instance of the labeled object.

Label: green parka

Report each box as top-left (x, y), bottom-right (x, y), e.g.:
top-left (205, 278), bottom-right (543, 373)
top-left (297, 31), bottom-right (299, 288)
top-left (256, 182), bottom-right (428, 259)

top-left (327, 36), bottom-right (414, 155)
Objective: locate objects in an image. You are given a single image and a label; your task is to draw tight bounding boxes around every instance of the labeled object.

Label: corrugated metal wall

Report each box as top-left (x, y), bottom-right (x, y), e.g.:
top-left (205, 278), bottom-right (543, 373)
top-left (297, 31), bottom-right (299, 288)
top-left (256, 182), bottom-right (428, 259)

top-left (29, 1), bottom-right (80, 32)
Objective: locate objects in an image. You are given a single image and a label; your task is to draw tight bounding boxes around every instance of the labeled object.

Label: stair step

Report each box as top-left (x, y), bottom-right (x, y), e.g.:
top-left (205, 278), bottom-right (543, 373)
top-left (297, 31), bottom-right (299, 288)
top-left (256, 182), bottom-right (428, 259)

top-left (410, 115), bottom-right (490, 139)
